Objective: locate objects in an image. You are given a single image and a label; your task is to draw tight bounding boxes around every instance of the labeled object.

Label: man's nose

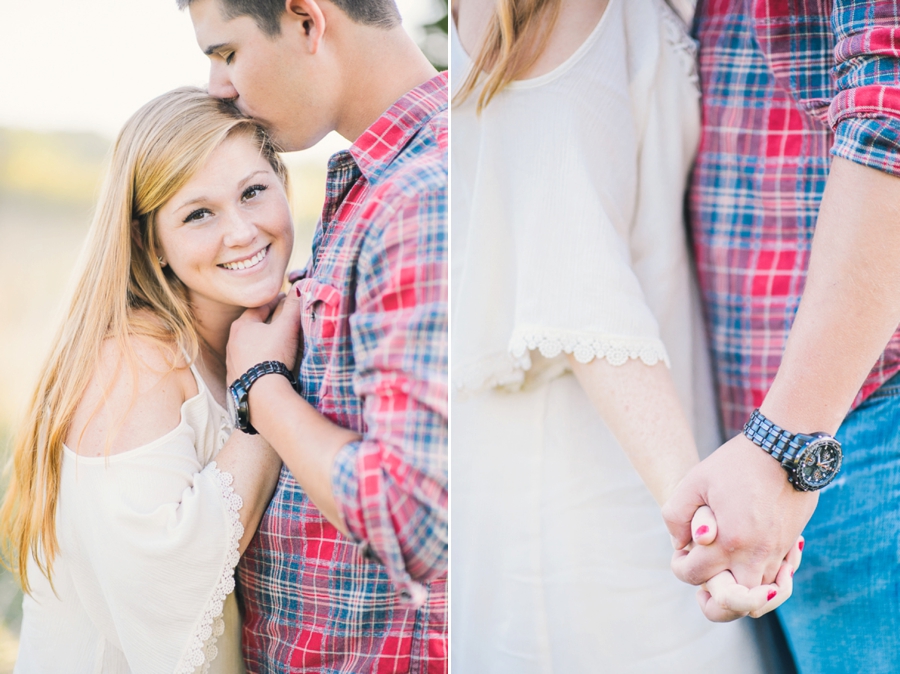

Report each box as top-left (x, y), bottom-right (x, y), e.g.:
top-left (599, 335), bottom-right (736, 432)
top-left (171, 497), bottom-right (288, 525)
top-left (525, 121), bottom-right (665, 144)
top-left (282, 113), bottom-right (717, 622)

top-left (208, 62), bottom-right (238, 101)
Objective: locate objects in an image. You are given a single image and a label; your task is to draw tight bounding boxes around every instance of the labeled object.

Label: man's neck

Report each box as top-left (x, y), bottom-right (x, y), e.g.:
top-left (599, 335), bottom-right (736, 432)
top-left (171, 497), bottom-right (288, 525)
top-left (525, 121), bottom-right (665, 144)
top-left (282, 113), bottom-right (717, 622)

top-left (332, 26), bottom-right (438, 143)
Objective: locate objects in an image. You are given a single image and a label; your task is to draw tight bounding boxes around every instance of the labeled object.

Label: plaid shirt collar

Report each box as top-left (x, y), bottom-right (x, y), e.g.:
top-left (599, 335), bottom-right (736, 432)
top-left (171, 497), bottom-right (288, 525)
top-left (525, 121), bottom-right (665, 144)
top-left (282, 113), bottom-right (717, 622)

top-left (348, 71), bottom-right (448, 184)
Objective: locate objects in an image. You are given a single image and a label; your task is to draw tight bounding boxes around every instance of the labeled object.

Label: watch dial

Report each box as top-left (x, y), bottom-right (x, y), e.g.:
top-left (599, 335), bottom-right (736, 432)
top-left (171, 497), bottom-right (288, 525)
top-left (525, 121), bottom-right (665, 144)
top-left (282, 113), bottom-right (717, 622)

top-left (796, 439), bottom-right (842, 490)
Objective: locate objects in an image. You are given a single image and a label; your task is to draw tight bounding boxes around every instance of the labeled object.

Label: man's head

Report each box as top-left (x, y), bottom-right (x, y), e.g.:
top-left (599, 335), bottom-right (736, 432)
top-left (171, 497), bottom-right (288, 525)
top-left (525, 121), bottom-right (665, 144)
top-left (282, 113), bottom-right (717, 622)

top-left (176, 0), bottom-right (400, 35)
top-left (181, 0), bottom-right (403, 151)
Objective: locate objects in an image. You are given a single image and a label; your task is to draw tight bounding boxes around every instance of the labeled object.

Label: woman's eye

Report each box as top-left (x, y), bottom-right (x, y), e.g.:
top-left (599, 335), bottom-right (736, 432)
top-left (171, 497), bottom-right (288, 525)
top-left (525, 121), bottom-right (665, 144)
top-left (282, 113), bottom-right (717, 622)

top-left (242, 184), bottom-right (268, 202)
top-left (183, 208), bottom-right (211, 224)
top-left (225, 52), bottom-right (235, 65)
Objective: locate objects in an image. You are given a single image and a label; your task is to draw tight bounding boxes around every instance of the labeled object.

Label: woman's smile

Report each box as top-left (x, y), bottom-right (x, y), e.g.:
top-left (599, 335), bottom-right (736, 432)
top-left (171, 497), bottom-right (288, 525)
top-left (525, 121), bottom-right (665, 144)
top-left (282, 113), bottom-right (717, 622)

top-left (219, 244), bottom-right (270, 272)
top-left (155, 132), bottom-right (294, 312)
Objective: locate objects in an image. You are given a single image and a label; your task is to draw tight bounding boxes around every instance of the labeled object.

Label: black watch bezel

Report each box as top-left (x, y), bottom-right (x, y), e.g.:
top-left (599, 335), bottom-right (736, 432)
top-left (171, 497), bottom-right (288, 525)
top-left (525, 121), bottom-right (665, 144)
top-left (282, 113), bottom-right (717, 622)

top-left (789, 432), bottom-right (843, 492)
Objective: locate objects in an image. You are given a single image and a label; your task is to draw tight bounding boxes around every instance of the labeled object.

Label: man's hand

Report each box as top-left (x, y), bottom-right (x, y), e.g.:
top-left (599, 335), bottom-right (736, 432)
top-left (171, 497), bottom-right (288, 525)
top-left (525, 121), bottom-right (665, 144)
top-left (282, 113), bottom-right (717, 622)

top-left (226, 283), bottom-right (304, 384)
top-left (662, 433), bottom-right (818, 591)
top-left (689, 504), bottom-right (805, 621)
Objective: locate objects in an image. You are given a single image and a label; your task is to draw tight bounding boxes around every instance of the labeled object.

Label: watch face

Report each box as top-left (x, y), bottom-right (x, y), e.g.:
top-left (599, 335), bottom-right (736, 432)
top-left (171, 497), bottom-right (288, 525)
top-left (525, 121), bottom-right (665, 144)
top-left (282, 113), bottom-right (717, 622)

top-left (794, 437), bottom-right (842, 491)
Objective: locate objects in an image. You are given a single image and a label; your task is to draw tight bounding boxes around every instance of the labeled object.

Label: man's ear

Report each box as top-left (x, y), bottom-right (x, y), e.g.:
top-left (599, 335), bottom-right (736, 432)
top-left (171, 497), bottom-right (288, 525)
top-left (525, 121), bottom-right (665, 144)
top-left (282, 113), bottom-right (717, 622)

top-left (284, 0), bottom-right (326, 54)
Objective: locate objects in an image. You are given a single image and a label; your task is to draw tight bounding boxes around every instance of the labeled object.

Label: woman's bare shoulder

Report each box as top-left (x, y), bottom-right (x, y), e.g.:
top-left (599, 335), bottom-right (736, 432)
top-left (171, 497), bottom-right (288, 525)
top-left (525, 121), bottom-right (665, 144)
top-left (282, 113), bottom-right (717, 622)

top-left (65, 332), bottom-right (199, 457)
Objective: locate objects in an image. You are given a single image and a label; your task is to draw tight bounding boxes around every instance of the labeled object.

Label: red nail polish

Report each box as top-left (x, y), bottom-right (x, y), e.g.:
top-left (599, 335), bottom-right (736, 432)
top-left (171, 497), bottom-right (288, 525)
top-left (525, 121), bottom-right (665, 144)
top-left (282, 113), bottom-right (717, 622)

top-left (799, 541), bottom-right (804, 551)
top-left (695, 525), bottom-right (709, 537)
top-left (767, 590), bottom-right (777, 601)
top-left (295, 286), bottom-right (302, 297)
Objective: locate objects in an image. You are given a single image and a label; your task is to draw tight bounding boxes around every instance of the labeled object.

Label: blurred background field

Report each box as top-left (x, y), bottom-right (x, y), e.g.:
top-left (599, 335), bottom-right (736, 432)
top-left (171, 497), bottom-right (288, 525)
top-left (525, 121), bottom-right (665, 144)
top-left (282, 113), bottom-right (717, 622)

top-left (0, 1), bottom-right (446, 669)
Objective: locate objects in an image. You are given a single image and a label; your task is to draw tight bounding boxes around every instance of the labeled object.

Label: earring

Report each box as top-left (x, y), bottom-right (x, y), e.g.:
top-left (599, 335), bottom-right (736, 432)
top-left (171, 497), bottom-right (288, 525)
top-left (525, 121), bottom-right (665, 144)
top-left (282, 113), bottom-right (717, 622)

top-left (158, 256), bottom-right (166, 267)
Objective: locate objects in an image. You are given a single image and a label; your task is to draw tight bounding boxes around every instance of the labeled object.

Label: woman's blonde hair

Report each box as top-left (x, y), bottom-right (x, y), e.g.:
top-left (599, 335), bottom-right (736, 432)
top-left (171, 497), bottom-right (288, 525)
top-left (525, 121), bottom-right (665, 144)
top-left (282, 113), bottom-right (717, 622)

top-left (454, 0), bottom-right (562, 112)
top-left (0, 87), bottom-right (287, 593)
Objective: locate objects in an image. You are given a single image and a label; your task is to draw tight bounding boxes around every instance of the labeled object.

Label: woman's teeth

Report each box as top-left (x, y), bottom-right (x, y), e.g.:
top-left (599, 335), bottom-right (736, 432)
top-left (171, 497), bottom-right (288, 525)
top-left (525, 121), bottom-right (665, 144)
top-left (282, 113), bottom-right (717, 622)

top-left (221, 247), bottom-right (267, 271)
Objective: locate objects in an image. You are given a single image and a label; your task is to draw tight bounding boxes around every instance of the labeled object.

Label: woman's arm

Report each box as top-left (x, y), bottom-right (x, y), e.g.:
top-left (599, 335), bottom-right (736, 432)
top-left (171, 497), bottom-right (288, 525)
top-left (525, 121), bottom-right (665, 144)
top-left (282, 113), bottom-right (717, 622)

top-left (207, 431), bottom-right (282, 554)
top-left (69, 335), bottom-right (282, 554)
top-left (567, 355), bottom-right (698, 506)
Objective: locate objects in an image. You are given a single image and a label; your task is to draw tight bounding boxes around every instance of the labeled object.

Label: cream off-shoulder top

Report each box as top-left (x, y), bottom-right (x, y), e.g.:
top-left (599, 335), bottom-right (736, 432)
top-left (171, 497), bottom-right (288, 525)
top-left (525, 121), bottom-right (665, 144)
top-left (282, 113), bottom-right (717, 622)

top-left (16, 362), bottom-right (246, 674)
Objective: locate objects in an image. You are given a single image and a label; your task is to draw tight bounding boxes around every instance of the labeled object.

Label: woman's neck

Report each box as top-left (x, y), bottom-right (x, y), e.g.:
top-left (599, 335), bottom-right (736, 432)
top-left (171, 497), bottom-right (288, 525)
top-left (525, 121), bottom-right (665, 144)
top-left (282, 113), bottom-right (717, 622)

top-left (190, 296), bottom-right (243, 379)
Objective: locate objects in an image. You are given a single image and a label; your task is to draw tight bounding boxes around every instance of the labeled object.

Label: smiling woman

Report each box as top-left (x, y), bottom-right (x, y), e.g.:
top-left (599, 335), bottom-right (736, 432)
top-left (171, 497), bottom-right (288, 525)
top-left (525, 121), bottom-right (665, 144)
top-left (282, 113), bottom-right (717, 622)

top-left (0, 87), bottom-right (293, 673)
top-left (155, 136), bottom-right (294, 319)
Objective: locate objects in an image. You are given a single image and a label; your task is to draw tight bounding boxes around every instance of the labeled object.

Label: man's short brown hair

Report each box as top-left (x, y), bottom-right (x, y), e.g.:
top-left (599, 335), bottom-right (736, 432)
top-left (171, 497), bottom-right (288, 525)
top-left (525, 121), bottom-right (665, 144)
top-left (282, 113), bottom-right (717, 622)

top-left (176, 0), bottom-right (401, 36)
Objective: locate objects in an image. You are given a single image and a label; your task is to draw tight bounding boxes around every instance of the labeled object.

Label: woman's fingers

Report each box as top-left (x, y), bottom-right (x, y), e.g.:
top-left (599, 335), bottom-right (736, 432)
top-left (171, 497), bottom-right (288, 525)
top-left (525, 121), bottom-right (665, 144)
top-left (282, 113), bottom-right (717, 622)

top-left (706, 569), bottom-right (777, 613)
top-left (697, 588), bottom-right (748, 622)
top-left (690, 505), bottom-right (717, 546)
top-left (785, 535), bottom-right (804, 572)
top-left (696, 571), bottom-right (749, 622)
top-left (749, 561), bottom-right (795, 618)
top-left (697, 534), bottom-right (805, 621)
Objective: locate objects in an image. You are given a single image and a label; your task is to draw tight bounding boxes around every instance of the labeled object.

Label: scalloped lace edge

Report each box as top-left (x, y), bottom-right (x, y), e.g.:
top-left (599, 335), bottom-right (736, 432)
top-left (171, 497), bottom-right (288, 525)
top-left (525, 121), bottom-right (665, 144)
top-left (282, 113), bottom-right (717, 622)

top-left (454, 329), bottom-right (670, 394)
top-left (510, 327), bottom-right (670, 367)
top-left (175, 463), bottom-right (245, 674)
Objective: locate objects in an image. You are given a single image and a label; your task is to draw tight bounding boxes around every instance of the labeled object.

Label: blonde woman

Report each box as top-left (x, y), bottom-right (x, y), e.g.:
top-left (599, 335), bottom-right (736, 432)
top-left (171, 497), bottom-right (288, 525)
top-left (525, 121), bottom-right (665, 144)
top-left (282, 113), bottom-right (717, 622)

top-left (450, 0), bottom-right (800, 671)
top-left (2, 87), bottom-right (294, 673)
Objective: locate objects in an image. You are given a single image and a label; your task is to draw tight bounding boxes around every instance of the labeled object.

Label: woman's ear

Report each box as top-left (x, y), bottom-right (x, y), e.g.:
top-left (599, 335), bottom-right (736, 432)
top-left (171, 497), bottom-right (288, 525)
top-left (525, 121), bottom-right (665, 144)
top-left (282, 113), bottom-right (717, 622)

top-left (284, 0), bottom-right (326, 54)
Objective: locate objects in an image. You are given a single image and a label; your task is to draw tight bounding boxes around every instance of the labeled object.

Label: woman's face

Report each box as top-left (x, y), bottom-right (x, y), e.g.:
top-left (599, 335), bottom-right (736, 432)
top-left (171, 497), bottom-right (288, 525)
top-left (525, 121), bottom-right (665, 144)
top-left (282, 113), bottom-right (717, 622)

top-left (155, 133), bottom-right (294, 315)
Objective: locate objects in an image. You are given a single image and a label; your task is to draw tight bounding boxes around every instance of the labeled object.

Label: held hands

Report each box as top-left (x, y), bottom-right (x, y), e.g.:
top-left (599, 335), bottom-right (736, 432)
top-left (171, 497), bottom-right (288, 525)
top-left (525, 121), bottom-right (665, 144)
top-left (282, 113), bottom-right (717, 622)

top-left (688, 506), bottom-right (804, 621)
top-left (664, 433), bottom-right (818, 621)
top-left (226, 282), bottom-right (304, 385)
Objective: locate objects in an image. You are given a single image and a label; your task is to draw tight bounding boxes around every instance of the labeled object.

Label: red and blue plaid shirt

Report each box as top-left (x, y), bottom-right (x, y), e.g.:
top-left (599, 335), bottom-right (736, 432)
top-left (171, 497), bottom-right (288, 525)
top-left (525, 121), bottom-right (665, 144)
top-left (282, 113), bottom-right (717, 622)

top-left (237, 73), bottom-right (448, 673)
top-left (691, 0), bottom-right (900, 435)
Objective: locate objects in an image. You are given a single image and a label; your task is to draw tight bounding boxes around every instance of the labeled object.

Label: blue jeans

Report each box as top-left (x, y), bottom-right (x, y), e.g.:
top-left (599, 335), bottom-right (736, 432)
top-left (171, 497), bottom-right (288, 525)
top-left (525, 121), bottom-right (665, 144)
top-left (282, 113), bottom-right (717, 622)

top-left (778, 374), bottom-right (900, 673)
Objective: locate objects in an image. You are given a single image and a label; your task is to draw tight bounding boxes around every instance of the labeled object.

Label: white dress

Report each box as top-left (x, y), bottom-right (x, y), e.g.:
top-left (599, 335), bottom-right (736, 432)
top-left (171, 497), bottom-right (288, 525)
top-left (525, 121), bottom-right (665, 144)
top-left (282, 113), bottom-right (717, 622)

top-left (16, 363), bottom-right (245, 674)
top-left (450, 0), bottom-right (766, 671)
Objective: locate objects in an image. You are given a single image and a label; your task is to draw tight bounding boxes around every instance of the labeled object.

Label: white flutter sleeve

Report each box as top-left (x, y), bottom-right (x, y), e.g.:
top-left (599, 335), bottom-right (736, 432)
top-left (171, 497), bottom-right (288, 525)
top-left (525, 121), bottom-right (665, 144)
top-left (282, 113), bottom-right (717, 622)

top-left (451, 0), bottom-right (676, 395)
top-left (58, 421), bottom-right (244, 674)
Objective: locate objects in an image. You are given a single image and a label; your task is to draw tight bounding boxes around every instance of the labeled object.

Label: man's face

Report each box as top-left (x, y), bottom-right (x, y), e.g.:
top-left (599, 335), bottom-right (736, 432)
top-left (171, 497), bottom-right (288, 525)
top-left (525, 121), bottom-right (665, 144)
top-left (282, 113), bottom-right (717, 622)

top-left (189, 0), bottom-right (336, 151)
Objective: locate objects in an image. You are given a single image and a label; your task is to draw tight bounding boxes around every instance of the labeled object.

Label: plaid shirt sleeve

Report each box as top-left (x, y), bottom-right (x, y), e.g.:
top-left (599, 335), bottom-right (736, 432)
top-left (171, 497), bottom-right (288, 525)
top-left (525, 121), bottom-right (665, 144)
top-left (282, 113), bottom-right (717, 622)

top-left (330, 165), bottom-right (448, 606)
top-left (829, 0), bottom-right (900, 176)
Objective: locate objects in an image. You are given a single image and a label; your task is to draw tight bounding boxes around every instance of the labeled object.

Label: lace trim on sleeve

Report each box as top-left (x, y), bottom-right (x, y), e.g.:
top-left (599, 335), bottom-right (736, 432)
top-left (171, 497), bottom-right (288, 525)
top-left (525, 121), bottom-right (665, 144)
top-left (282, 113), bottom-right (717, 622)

top-left (175, 463), bottom-right (245, 674)
top-left (454, 329), bottom-right (670, 396)
top-left (510, 327), bottom-right (670, 368)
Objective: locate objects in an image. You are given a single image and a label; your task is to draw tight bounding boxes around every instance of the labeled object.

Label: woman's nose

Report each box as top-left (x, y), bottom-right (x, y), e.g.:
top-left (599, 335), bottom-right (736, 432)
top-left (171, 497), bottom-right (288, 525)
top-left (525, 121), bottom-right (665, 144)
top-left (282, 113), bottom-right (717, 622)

top-left (222, 211), bottom-right (258, 248)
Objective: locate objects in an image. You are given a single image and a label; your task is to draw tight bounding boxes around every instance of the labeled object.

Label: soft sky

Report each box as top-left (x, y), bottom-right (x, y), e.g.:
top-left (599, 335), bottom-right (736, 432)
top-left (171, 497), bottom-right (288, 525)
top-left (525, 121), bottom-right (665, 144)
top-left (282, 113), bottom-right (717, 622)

top-left (0, 0), bottom-right (440, 158)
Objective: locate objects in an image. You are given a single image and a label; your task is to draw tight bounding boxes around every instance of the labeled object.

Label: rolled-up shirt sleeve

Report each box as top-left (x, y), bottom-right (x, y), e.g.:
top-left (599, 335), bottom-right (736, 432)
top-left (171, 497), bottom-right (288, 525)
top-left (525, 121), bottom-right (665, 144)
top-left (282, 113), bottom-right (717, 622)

top-left (829, 1), bottom-right (900, 176)
top-left (331, 166), bottom-right (448, 606)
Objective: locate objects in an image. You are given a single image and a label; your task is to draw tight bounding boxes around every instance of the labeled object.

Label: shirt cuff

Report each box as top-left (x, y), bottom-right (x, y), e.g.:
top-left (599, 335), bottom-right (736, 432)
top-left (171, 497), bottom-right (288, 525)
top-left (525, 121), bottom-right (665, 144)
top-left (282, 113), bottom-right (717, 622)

top-left (829, 86), bottom-right (900, 178)
top-left (331, 439), bottom-right (430, 608)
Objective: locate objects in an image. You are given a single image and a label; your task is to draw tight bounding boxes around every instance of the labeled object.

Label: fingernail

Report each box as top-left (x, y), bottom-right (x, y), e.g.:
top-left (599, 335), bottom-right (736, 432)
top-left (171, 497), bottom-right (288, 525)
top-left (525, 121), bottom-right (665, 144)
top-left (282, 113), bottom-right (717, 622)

top-left (694, 525), bottom-right (709, 537)
top-left (295, 286), bottom-right (302, 297)
top-left (799, 541), bottom-right (804, 551)
top-left (767, 590), bottom-right (777, 601)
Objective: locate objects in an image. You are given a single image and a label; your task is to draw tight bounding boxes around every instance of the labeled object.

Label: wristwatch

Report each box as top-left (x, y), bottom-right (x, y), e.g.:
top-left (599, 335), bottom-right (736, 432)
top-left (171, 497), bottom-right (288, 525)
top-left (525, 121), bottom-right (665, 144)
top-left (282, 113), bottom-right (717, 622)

top-left (742, 409), bottom-right (842, 492)
top-left (226, 360), bottom-right (297, 435)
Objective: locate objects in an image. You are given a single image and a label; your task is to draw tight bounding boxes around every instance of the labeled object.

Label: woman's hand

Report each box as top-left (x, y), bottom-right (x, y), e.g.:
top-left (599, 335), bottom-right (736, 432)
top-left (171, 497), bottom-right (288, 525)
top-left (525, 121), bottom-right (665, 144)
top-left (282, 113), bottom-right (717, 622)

top-left (688, 505), bottom-right (804, 621)
top-left (226, 282), bottom-right (304, 383)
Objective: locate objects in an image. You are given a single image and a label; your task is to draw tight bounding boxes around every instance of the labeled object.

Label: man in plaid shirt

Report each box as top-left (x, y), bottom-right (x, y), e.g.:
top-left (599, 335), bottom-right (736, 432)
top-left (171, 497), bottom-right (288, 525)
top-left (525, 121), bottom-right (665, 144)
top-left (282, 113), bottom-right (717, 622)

top-left (664, 1), bottom-right (900, 668)
top-left (183, 0), bottom-right (447, 671)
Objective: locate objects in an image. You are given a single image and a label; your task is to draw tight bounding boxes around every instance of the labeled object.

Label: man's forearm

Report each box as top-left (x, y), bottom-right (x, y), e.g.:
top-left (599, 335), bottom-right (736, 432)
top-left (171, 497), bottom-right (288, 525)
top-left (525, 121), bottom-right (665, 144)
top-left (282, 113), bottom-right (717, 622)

top-left (248, 374), bottom-right (361, 537)
top-left (760, 157), bottom-right (900, 434)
